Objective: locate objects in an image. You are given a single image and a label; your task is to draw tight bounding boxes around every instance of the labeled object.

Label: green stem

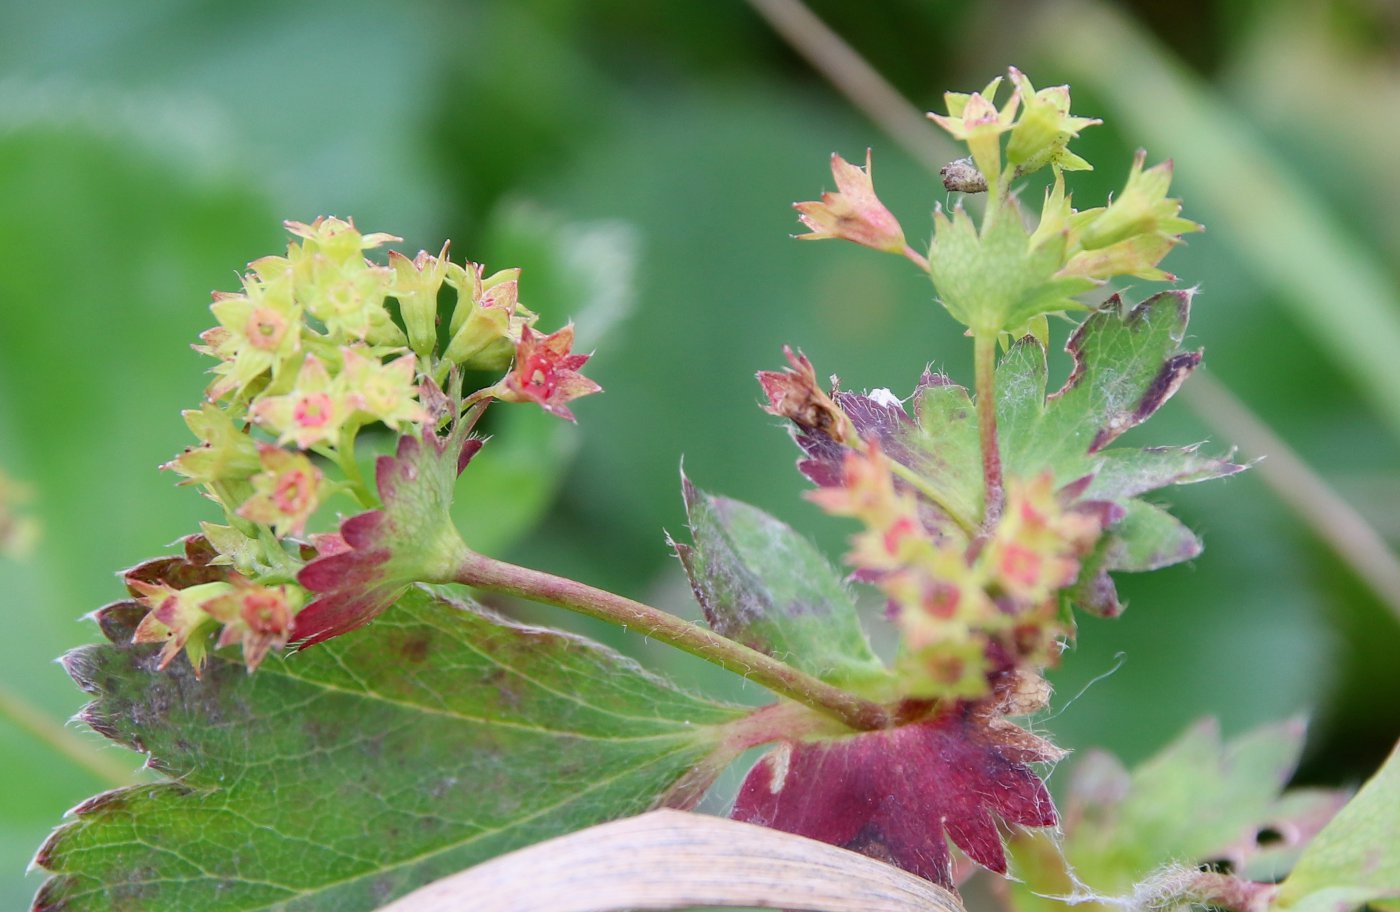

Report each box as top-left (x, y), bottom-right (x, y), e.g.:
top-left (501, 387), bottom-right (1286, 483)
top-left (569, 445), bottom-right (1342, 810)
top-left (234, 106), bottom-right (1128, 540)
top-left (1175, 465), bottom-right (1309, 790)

top-left (460, 387), bottom-right (497, 415)
top-left (453, 552), bottom-right (893, 732)
top-left (974, 330), bottom-right (1004, 527)
top-left (335, 421), bottom-right (374, 507)
top-left (255, 525), bottom-right (302, 580)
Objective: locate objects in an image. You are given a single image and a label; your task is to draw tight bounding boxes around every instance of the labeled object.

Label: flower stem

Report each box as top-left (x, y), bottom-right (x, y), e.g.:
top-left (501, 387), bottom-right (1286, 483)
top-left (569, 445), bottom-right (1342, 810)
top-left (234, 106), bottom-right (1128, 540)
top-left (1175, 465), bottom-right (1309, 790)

top-left (974, 330), bottom-right (1004, 527)
top-left (335, 422), bottom-right (375, 508)
top-left (453, 552), bottom-right (893, 732)
top-left (901, 245), bottom-right (930, 272)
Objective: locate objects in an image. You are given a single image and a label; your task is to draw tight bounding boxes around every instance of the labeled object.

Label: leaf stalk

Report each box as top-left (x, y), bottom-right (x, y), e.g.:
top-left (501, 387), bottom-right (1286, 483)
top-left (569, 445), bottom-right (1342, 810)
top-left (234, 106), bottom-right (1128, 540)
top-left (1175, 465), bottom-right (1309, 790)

top-left (973, 330), bottom-right (1004, 527)
top-left (453, 552), bottom-right (894, 732)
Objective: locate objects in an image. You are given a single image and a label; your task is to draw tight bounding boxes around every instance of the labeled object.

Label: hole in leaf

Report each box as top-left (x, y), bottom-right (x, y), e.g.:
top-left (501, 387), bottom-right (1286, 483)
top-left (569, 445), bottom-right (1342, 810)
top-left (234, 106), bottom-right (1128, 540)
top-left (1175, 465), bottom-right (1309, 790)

top-left (1199, 858), bottom-right (1234, 875)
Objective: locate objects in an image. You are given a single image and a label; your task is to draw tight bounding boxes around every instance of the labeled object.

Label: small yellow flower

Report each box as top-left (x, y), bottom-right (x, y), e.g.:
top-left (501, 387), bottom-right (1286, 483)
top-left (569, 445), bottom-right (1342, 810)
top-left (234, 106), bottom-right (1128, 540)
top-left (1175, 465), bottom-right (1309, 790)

top-left (340, 347), bottom-right (431, 431)
top-left (236, 445), bottom-right (324, 537)
top-left (928, 76), bottom-right (1020, 189)
top-left (249, 354), bottom-right (352, 449)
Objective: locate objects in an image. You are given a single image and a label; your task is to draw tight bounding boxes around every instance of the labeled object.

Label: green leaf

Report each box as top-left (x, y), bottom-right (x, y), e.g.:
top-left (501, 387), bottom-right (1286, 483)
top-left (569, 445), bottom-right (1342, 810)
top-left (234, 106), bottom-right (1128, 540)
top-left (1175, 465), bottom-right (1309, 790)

top-left (33, 588), bottom-right (741, 911)
top-left (1007, 719), bottom-right (1348, 912)
top-left (809, 291), bottom-right (1241, 617)
top-left (1001, 291), bottom-right (1202, 476)
top-left (1103, 499), bottom-right (1202, 572)
top-left (928, 202), bottom-right (1093, 334)
top-left (1274, 739), bottom-right (1400, 912)
top-left (672, 475), bottom-right (891, 694)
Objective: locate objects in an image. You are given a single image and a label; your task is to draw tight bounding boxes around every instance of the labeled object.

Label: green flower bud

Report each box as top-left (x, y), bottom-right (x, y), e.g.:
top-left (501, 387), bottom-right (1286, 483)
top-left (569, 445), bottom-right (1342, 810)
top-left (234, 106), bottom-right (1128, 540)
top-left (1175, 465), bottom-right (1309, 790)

top-left (442, 262), bottom-right (535, 370)
top-left (389, 243), bottom-right (450, 358)
top-left (1005, 67), bottom-right (1100, 178)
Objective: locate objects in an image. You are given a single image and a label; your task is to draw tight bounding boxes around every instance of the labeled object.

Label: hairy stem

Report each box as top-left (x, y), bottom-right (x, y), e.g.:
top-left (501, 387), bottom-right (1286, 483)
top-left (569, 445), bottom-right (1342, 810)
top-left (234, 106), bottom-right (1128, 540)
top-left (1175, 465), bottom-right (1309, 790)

top-left (974, 331), bottom-right (1004, 527)
top-left (454, 552), bottom-right (893, 731)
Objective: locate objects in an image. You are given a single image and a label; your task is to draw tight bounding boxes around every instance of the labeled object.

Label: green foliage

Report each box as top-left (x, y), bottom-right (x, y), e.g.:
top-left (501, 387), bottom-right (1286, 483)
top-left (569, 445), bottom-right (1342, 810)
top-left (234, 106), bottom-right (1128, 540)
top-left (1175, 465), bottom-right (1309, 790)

top-left (927, 202), bottom-right (1092, 335)
top-left (1008, 719), bottom-right (1350, 912)
top-left (1275, 741), bottom-right (1400, 912)
top-left (35, 589), bottom-right (738, 911)
top-left (877, 291), bottom-right (1240, 616)
top-left (672, 476), bottom-right (892, 694)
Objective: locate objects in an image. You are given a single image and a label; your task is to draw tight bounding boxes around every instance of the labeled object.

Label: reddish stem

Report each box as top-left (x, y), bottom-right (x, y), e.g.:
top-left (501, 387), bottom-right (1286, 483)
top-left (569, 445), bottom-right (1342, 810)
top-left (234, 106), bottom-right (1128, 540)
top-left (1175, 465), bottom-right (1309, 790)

top-left (453, 552), bottom-right (893, 732)
top-left (974, 331), bottom-right (1004, 528)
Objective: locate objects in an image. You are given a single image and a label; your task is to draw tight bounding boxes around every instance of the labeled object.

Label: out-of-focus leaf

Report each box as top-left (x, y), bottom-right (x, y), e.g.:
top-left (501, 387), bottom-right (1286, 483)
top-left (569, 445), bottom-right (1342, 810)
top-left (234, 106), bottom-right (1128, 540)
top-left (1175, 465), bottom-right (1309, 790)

top-left (1274, 739), bottom-right (1400, 912)
top-left (1008, 719), bottom-right (1348, 912)
top-left (453, 203), bottom-right (641, 556)
top-left (672, 475), bottom-right (891, 692)
top-left (0, 117), bottom-right (276, 909)
top-left (33, 589), bottom-right (742, 911)
top-left (374, 808), bottom-right (965, 912)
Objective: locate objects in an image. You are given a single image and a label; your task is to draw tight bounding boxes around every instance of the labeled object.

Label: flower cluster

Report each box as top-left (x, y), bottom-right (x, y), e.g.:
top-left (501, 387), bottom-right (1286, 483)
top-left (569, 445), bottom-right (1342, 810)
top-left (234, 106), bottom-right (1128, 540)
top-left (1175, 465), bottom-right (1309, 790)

top-left (795, 67), bottom-right (1199, 338)
top-left (808, 446), bottom-right (1104, 700)
top-left (138, 217), bottom-right (601, 673)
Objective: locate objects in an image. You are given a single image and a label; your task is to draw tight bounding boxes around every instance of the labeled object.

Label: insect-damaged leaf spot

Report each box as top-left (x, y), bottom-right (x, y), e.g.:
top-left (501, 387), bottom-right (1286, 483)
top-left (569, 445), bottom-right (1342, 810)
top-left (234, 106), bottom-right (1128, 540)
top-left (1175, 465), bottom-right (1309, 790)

top-left (731, 698), bottom-right (1062, 890)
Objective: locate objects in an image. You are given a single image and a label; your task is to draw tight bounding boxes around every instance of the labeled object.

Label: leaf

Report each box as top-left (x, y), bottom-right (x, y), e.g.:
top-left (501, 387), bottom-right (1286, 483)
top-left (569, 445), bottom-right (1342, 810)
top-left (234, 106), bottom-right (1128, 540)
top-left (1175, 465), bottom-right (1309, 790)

top-left (730, 699), bottom-right (1061, 891)
top-left (1274, 738), bottom-right (1400, 912)
top-left (294, 428), bottom-right (483, 646)
top-left (791, 291), bottom-right (1242, 617)
top-left (1007, 718), bottom-right (1349, 912)
top-left (373, 809), bottom-right (965, 912)
top-left (1040, 2), bottom-right (1400, 442)
top-left (928, 202), bottom-right (1094, 333)
top-left (33, 588), bottom-right (742, 911)
top-left (672, 475), bottom-right (891, 693)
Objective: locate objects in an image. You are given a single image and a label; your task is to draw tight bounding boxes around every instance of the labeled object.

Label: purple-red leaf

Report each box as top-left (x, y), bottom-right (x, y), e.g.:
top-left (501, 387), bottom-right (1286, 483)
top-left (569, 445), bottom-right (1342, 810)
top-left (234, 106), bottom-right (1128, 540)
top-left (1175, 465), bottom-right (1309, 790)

top-left (292, 430), bottom-right (482, 646)
top-left (732, 700), bottom-right (1061, 890)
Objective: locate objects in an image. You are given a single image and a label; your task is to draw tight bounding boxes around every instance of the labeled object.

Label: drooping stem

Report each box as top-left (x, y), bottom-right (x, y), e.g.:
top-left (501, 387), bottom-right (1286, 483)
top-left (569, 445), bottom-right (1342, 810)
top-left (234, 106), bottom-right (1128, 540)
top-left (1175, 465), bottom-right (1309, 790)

top-left (454, 552), bottom-right (893, 732)
top-left (973, 330), bottom-right (1004, 527)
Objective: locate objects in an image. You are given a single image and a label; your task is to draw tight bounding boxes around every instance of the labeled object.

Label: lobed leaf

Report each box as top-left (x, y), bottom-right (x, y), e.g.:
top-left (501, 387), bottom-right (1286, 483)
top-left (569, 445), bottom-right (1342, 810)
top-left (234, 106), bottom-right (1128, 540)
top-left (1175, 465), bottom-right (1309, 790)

top-left (1006, 718), bottom-right (1350, 912)
top-left (33, 589), bottom-right (741, 911)
top-left (730, 700), bottom-right (1061, 891)
top-left (672, 475), bottom-right (891, 693)
top-left (789, 290), bottom-right (1242, 617)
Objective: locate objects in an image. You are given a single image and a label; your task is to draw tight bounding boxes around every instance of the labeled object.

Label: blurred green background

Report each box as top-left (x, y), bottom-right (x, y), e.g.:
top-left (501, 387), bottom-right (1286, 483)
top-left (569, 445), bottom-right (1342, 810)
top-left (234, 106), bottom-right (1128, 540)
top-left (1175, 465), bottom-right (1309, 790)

top-left (2, 0), bottom-right (1399, 906)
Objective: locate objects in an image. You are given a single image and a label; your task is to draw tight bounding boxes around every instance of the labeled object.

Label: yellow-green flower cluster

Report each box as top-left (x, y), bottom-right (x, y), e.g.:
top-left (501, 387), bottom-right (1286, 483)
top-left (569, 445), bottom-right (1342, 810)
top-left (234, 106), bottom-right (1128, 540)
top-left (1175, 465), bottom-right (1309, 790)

top-left (149, 216), bottom-right (601, 674)
top-left (925, 67), bottom-right (1201, 336)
